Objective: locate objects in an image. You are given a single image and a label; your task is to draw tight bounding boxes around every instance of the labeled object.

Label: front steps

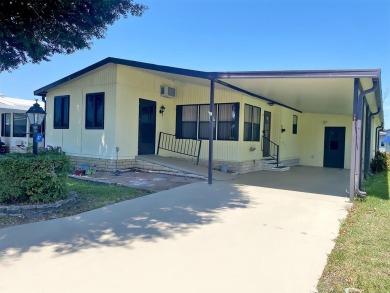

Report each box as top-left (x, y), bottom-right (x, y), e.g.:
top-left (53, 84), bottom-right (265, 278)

top-left (262, 157), bottom-right (290, 171)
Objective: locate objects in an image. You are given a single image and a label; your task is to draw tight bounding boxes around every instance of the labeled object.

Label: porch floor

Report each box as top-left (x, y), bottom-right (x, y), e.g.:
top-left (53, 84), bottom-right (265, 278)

top-left (234, 165), bottom-right (350, 197)
top-left (138, 155), bottom-right (350, 197)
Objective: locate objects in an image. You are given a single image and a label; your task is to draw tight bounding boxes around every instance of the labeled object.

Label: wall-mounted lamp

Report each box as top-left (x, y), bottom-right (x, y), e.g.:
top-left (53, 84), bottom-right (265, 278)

top-left (159, 105), bottom-right (166, 116)
top-left (281, 128), bottom-right (286, 133)
top-left (322, 120), bottom-right (328, 125)
top-left (267, 102), bottom-right (275, 106)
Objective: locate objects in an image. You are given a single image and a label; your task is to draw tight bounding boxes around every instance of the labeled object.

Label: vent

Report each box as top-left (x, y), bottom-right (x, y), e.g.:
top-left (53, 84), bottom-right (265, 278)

top-left (160, 86), bottom-right (176, 98)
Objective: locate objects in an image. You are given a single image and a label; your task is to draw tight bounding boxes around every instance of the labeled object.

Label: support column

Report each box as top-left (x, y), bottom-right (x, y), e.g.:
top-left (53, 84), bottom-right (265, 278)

top-left (208, 80), bottom-right (215, 185)
top-left (349, 78), bottom-right (360, 201)
top-left (349, 78), bottom-right (378, 201)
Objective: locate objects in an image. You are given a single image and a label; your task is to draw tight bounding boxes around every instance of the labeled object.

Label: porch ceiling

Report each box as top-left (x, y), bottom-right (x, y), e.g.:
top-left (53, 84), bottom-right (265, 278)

top-left (218, 77), bottom-right (356, 115)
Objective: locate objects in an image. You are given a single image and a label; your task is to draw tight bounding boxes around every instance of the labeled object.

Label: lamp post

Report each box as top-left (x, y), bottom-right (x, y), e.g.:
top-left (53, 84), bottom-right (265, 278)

top-left (26, 100), bottom-right (46, 155)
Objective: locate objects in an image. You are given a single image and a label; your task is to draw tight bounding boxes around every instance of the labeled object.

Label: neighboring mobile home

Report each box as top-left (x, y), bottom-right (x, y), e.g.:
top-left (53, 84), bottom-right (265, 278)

top-left (0, 93), bottom-right (45, 152)
top-left (34, 58), bottom-right (383, 198)
top-left (379, 129), bottom-right (390, 153)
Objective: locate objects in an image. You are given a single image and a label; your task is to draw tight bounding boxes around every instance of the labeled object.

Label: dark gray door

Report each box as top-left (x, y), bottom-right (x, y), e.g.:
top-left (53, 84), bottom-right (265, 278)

top-left (138, 99), bottom-right (156, 155)
top-left (262, 111), bottom-right (271, 157)
top-left (323, 127), bottom-right (346, 168)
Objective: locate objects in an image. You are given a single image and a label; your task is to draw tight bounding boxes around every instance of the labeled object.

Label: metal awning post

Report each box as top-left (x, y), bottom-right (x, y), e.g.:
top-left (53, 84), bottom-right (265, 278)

top-left (349, 78), bottom-right (379, 201)
top-left (364, 103), bottom-right (371, 179)
top-left (350, 78), bottom-right (360, 201)
top-left (208, 80), bottom-right (215, 185)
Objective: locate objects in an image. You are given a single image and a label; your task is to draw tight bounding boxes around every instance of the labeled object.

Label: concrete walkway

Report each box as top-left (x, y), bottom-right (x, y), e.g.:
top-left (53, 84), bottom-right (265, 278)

top-left (137, 154), bottom-right (235, 180)
top-left (0, 168), bottom-right (350, 293)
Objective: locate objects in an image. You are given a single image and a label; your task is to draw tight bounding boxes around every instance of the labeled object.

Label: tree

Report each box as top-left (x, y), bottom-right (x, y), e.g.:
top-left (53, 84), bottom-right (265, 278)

top-left (0, 0), bottom-right (148, 72)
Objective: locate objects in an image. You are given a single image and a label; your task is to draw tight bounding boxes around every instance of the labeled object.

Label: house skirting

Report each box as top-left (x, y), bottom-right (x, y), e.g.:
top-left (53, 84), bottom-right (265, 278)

top-left (196, 158), bottom-right (300, 174)
top-left (68, 155), bottom-right (300, 174)
top-left (68, 155), bottom-right (181, 172)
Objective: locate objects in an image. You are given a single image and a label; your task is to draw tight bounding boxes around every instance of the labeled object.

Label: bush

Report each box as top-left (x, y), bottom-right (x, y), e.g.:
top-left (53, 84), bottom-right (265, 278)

top-left (0, 150), bottom-right (71, 204)
top-left (370, 151), bottom-right (390, 174)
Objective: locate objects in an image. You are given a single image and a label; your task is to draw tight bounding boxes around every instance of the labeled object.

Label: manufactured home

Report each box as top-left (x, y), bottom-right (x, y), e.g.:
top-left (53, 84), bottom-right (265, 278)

top-left (0, 94), bottom-right (45, 152)
top-left (34, 58), bottom-right (383, 197)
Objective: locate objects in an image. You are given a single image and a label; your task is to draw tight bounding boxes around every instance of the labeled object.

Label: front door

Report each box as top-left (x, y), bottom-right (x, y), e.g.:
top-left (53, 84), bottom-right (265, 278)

top-left (323, 127), bottom-right (346, 168)
top-left (262, 111), bottom-right (271, 157)
top-left (138, 99), bottom-right (156, 155)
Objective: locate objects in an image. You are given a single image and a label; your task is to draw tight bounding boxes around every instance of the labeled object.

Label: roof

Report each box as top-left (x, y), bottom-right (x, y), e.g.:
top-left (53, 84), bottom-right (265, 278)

top-left (33, 57), bottom-right (383, 118)
top-left (382, 136), bottom-right (390, 143)
top-left (0, 94), bottom-right (44, 113)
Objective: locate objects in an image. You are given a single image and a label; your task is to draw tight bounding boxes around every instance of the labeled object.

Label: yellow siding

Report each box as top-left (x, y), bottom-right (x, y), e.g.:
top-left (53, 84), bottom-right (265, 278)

top-left (299, 113), bottom-right (352, 168)
top-left (116, 65), bottom-right (251, 162)
top-left (116, 65), bottom-right (180, 159)
top-left (238, 97), bottom-right (282, 161)
top-left (279, 107), bottom-right (301, 160)
top-left (44, 63), bottom-right (378, 172)
top-left (45, 65), bottom-right (117, 159)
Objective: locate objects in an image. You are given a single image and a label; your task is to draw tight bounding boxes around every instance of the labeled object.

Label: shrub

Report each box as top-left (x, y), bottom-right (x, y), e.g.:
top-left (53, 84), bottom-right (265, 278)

top-left (0, 150), bottom-right (71, 204)
top-left (370, 151), bottom-right (389, 174)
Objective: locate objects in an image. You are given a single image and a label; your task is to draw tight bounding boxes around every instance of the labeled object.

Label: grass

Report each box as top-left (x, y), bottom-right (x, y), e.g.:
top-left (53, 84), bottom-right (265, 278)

top-left (317, 172), bottom-right (390, 292)
top-left (0, 178), bottom-right (147, 229)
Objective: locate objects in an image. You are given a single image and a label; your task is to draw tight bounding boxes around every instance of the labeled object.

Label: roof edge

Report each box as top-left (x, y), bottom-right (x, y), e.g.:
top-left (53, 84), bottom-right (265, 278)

top-left (33, 57), bottom-right (382, 96)
top-left (34, 57), bottom-right (210, 96)
top-left (211, 69), bottom-right (381, 79)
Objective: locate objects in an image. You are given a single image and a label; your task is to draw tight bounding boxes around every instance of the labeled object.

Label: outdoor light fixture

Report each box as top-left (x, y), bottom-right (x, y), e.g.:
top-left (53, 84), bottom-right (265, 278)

top-left (267, 102), bottom-right (275, 106)
top-left (26, 99), bottom-right (46, 155)
top-left (159, 105), bottom-right (166, 116)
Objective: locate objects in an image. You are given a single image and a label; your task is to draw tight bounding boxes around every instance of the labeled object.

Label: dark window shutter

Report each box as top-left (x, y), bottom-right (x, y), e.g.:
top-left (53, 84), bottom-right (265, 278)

top-left (176, 105), bottom-right (183, 138)
top-left (233, 103), bottom-right (240, 141)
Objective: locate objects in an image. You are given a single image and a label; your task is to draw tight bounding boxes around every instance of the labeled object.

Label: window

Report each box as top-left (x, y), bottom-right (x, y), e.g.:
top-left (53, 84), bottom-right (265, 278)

top-left (54, 95), bottom-right (69, 129)
top-left (244, 104), bottom-right (261, 141)
top-left (175, 103), bottom-right (239, 141)
top-left (176, 105), bottom-right (197, 139)
top-left (13, 113), bottom-right (27, 137)
top-left (198, 104), bottom-right (216, 140)
top-left (86, 92), bottom-right (104, 129)
top-left (218, 103), bottom-right (239, 141)
top-left (1, 113), bottom-right (11, 137)
top-left (293, 115), bottom-right (298, 134)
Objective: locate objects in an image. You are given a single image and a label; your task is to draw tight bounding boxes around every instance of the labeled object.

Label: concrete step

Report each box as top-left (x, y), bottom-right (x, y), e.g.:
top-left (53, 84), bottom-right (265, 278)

top-left (270, 166), bottom-right (290, 172)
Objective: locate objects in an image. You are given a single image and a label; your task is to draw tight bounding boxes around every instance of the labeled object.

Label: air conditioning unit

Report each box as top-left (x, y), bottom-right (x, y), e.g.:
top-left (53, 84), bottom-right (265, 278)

top-left (160, 86), bottom-right (176, 98)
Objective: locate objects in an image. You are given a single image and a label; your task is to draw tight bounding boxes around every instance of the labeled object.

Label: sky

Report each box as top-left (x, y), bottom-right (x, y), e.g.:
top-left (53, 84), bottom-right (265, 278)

top-left (1, 0), bottom-right (389, 124)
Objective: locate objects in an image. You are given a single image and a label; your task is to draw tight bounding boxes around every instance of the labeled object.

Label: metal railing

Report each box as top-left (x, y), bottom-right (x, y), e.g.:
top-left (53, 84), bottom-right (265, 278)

top-left (261, 136), bottom-right (280, 168)
top-left (157, 132), bottom-right (202, 165)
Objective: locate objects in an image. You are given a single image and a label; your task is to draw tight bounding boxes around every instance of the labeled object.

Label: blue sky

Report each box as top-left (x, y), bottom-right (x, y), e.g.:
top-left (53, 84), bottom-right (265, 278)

top-left (1, 0), bottom-right (389, 124)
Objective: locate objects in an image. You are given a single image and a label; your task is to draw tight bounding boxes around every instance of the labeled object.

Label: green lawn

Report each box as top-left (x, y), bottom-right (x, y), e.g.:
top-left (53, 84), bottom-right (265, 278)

top-left (318, 172), bottom-right (390, 292)
top-left (0, 178), bottom-right (146, 228)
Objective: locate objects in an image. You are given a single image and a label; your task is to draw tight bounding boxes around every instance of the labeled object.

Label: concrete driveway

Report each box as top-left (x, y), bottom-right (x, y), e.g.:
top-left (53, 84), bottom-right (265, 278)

top-left (0, 167), bottom-right (350, 293)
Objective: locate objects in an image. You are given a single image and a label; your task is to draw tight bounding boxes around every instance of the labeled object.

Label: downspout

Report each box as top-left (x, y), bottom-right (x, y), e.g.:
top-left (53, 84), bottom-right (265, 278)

top-left (375, 123), bottom-right (384, 152)
top-left (350, 79), bottom-right (378, 201)
top-left (363, 101), bottom-right (370, 179)
top-left (208, 80), bottom-right (215, 185)
top-left (369, 107), bottom-right (381, 154)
